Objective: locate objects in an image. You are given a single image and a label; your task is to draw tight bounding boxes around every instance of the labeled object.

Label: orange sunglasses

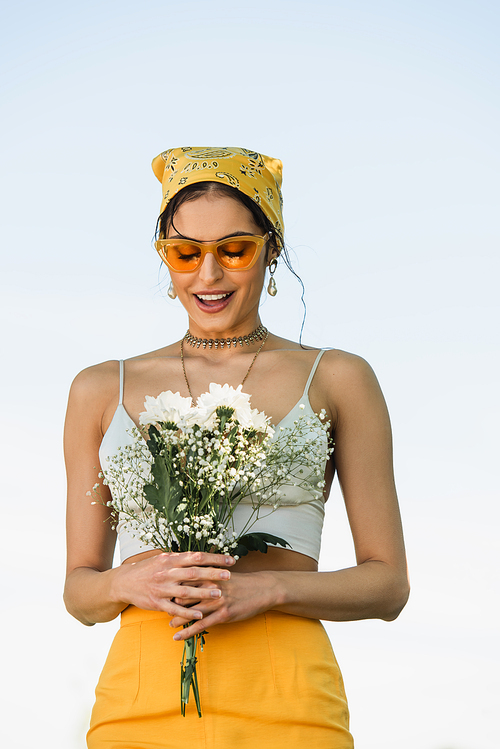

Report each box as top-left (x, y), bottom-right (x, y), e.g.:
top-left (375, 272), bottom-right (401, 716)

top-left (155, 232), bottom-right (271, 273)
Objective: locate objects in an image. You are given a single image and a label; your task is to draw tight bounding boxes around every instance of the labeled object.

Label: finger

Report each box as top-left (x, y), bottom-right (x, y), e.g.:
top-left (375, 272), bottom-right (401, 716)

top-left (172, 597), bottom-right (209, 609)
top-left (159, 566), bottom-right (231, 585)
top-left (169, 616), bottom-right (192, 628)
top-left (172, 608), bottom-right (226, 639)
top-left (173, 576), bottom-right (220, 604)
top-left (169, 594), bottom-right (223, 627)
top-left (164, 585), bottom-right (222, 608)
top-left (165, 595), bottom-right (223, 627)
top-left (160, 552), bottom-right (236, 568)
top-left (159, 599), bottom-right (205, 620)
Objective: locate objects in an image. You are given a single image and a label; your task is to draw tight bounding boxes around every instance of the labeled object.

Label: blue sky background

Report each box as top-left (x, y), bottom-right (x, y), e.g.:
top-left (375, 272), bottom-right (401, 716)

top-left (1, 1), bottom-right (499, 747)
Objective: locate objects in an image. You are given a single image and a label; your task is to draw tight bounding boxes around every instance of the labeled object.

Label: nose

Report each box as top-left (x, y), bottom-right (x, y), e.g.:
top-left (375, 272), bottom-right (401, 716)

top-left (197, 250), bottom-right (224, 284)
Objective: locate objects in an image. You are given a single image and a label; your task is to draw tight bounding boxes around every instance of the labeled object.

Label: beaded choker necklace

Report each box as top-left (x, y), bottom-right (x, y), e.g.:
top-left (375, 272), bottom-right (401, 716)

top-left (183, 324), bottom-right (268, 350)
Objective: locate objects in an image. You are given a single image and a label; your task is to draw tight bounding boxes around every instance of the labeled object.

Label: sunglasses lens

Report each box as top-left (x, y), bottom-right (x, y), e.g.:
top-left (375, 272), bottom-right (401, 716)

top-left (164, 243), bottom-right (202, 271)
top-left (216, 239), bottom-right (259, 269)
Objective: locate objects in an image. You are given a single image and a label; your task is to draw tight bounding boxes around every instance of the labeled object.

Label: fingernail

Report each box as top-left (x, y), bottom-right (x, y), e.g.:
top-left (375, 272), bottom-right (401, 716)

top-left (220, 571), bottom-right (230, 579)
top-left (173, 633), bottom-right (181, 641)
top-left (225, 556), bottom-right (235, 565)
top-left (193, 611), bottom-right (203, 618)
top-left (211, 589), bottom-right (222, 598)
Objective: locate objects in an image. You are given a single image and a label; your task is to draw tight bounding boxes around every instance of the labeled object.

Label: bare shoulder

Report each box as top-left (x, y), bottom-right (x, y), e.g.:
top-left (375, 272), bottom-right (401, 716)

top-left (319, 348), bottom-right (379, 384)
top-left (68, 360), bottom-right (122, 416)
top-left (69, 339), bottom-right (179, 395)
top-left (67, 342), bottom-right (182, 415)
top-left (128, 341), bottom-right (180, 362)
top-left (63, 361), bottom-right (121, 453)
top-left (267, 333), bottom-right (317, 352)
top-left (316, 349), bottom-right (386, 412)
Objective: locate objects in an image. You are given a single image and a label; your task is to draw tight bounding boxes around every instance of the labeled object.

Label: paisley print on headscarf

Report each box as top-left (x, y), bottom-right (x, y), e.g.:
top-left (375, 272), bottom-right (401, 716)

top-left (151, 146), bottom-right (284, 247)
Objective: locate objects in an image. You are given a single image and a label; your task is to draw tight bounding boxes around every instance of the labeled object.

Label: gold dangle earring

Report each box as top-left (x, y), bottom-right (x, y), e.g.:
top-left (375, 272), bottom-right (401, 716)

top-left (167, 281), bottom-right (177, 300)
top-left (267, 258), bottom-right (278, 296)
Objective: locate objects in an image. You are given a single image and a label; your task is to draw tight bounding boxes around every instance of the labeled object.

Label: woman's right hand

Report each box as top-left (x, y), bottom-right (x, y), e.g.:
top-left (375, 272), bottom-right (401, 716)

top-left (111, 551), bottom-right (236, 620)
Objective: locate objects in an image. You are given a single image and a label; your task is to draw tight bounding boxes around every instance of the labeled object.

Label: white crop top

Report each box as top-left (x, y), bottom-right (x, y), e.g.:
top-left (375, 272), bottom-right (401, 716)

top-left (99, 350), bottom-right (329, 562)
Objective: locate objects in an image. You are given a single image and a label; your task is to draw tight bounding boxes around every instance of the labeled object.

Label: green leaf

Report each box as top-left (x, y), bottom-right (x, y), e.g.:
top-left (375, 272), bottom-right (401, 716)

top-left (143, 449), bottom-right (184, 523)
top-left (197, 485), bottom-right (214, 514)
top-left (231, 542), bottom-right (250, 557)
top-left (234, 532), bottom-right (291, 556)
top-left (145, 426), bottom-right (163, 457)
top-left (227, 424), bottom-right (238, 441)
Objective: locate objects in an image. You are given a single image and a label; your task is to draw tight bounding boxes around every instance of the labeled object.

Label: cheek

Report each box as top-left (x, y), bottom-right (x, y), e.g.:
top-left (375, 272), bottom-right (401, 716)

top-left (169, 276), bottom-right (190, 299)
top-left (249, 255), bottom-right (269, 285)
top-left (240, 267), bottom-right (266, 295)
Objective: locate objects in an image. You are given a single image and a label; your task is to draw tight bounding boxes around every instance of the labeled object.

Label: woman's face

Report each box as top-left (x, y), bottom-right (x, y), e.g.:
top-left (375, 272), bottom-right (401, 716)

top-left (168, 193), bottom-right (271, 339)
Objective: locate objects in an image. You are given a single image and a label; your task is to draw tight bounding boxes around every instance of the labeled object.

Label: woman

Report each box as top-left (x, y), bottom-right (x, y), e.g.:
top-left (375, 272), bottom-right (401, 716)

top-left (64, 146), bottom-right (409, 748)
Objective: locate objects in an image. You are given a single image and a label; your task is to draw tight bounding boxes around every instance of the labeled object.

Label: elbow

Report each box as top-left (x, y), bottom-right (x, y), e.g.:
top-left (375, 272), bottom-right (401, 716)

top-left (63, 572), bottom-right (100, 626)
top-left (63, 587), bottom-right (96, 627)
top-left (381, 576), bottom-right (410, 622)
top-left (63, 566), bottom-right (124, 626)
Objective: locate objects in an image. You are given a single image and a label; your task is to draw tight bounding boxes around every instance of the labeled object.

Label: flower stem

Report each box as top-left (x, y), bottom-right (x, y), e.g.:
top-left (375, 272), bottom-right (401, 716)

top-left (180, 624), bottom-right (203, 717)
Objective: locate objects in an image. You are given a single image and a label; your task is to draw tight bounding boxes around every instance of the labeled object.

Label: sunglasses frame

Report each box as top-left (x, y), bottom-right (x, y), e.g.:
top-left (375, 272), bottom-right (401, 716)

top-left (155, 232), bottom-right (271, 273)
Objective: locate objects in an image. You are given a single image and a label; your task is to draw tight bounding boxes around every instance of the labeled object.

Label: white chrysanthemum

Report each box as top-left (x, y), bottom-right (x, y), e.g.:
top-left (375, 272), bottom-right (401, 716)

top-left (139, 390), bottom-right (193, 426)
top-left (249, 407), bottom-right (274, 435)
top-left (195, 383), bottom-right (253, 428)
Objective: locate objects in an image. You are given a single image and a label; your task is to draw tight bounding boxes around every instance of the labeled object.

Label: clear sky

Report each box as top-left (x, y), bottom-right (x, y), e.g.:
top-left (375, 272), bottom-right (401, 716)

top-left (1, 1), bottom-right (499, 747)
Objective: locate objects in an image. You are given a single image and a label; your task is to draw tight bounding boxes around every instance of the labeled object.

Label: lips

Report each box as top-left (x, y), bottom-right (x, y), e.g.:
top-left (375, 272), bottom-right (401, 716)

top-left (194, 291), bottom-right (234, 312)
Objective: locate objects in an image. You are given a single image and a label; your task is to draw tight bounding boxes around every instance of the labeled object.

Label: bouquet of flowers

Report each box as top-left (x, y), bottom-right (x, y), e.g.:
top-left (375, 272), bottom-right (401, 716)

top-left (92, 383), bottom-right (332, 716)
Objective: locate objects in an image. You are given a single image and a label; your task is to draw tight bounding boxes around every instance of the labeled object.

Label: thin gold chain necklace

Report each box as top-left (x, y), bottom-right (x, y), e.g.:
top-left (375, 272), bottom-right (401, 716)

top-left (180, 330), bottom-right (270, 402)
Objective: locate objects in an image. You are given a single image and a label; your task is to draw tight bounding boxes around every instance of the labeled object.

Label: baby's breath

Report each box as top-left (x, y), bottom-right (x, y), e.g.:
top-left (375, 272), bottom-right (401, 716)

top-left (90, 388), bottom-right (332, 557)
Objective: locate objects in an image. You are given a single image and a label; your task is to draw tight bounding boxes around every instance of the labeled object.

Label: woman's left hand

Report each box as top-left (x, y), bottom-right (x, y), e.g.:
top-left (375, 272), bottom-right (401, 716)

top-left (169, 570), bottom-right (283, 640)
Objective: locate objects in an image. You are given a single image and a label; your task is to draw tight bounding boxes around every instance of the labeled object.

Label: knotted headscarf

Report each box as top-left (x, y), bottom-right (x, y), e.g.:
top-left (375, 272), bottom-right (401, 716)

top-left (152, 146), bottom-right (284, 244)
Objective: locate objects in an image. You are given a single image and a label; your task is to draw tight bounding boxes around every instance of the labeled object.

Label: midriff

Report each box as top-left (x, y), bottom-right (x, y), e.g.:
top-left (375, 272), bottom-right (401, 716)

top-left (121, 546), bottom-right (318, 572)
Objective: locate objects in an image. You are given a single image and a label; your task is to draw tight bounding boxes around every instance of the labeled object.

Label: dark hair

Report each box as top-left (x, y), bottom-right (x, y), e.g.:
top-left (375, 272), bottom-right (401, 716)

top-left (156, 181), bottom-right (283, 252)
top-left (155, 181), bottom-right (307, 339)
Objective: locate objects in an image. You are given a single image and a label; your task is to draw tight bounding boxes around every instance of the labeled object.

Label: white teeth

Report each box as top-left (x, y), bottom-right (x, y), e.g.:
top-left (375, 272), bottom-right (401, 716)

top-left (197, 293), bottom-right (231, 301)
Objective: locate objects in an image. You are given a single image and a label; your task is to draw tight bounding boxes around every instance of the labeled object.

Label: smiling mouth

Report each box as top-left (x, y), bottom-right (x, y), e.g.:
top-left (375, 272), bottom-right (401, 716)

top-left (195, 292), bottom-right (233, 303)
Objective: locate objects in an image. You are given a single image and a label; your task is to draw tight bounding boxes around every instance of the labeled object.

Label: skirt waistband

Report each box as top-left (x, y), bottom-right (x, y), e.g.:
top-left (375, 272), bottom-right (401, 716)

top-left (120, 605), bottom-right (173, 626)
top-left (120, 605), bottom-right (319, 630)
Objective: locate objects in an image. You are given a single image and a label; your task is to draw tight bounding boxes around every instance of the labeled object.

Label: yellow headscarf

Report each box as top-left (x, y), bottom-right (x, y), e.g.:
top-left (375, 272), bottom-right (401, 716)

top-left (151, 146), bottom-right (284, 245)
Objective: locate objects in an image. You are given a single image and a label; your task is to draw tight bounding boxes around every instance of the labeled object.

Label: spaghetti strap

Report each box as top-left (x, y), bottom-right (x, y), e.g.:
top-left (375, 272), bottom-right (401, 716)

top-left (118, 360), bottom-right (124, 405)
top-left (303, 350), bottom-right (326, 396)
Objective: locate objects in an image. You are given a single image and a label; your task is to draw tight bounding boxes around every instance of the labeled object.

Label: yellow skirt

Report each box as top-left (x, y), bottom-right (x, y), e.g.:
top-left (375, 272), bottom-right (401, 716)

top-left (87, 607), bottom-right (353, 748)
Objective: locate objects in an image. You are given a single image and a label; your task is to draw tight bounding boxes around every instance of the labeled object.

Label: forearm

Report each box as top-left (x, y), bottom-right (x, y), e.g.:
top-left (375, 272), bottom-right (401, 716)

top-left (64, 566), bottom-right (128, 626)
top-left (271, 560), bottom-right (410, 622)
